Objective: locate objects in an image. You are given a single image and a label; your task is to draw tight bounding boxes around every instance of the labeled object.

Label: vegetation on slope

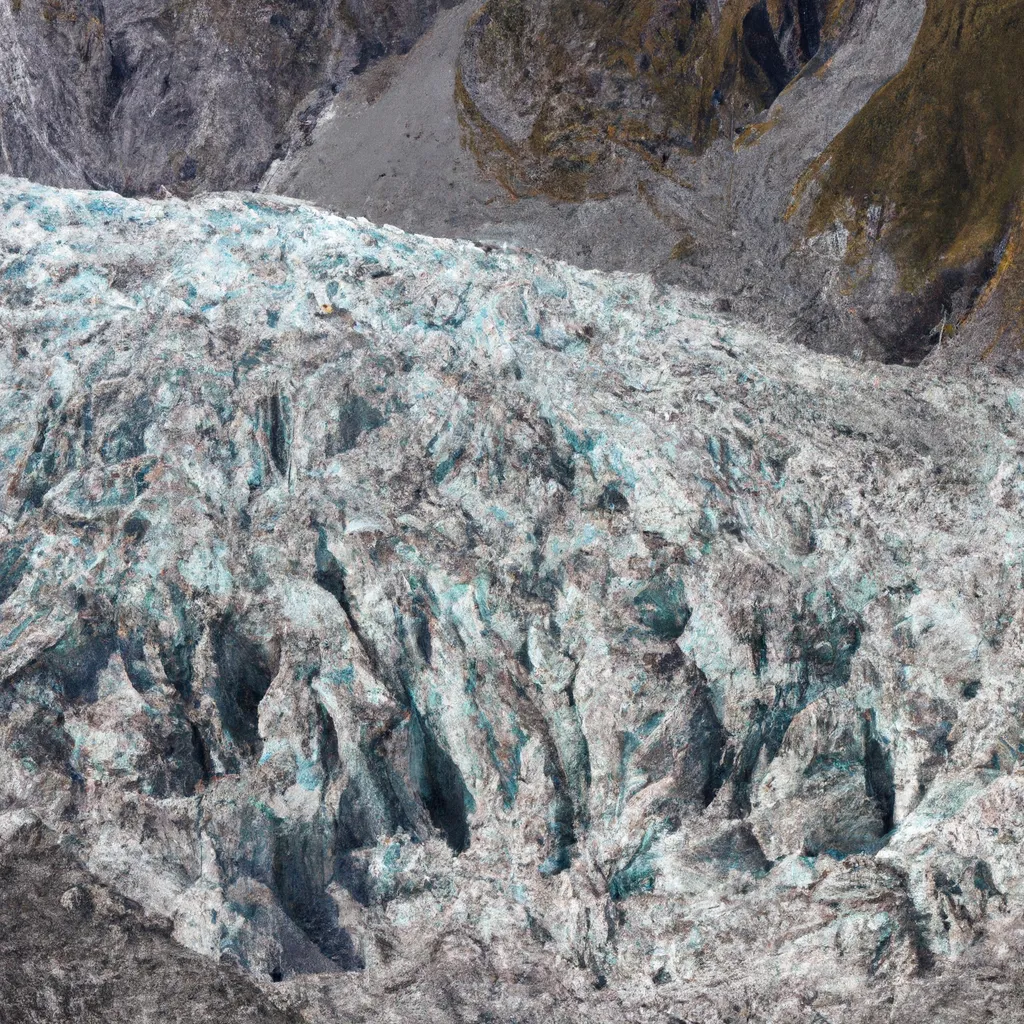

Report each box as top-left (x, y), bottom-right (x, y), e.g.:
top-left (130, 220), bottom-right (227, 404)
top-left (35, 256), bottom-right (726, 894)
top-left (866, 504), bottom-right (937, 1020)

top-left (804, 0), bottom-right (1024, 294)
top-left (457, 0), bottom-right (862, 200)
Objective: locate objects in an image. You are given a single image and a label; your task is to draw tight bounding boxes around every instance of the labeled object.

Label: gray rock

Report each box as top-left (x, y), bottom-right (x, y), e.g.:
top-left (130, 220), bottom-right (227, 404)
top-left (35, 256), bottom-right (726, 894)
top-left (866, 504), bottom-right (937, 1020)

top-left (0, 0), bottom-right (454, 197)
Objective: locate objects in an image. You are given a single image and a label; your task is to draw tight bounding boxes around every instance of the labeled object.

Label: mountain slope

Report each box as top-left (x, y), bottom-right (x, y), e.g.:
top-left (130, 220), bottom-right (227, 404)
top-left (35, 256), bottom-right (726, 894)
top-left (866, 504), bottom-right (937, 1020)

top-left (0, 0), bottom-right (454, 197)
top-left (793, 0), bottom-right (1024, 361)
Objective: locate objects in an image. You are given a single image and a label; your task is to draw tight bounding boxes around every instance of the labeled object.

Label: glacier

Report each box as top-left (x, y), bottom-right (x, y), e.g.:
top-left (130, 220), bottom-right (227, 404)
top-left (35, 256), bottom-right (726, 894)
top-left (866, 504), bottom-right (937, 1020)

top-left (1, 176), bottom-right (1023, 1022)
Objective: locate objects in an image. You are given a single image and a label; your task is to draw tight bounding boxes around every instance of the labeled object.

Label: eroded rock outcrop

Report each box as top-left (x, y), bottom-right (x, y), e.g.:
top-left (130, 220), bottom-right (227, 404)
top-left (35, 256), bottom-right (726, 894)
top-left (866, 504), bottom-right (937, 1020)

top-left (0, 0), bottom-right (453, 196)
top-left (455, 0), bottom-right (863, 200)
top-left (2, 177), bottom-right (1024, 1021)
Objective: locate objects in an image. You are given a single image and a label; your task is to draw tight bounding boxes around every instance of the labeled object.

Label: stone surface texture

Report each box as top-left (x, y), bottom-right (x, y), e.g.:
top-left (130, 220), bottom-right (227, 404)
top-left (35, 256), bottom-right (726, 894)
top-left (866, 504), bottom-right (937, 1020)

top-left (2, 176), bottom-right (1024, 1020)
top-left (0, 0), bottom-right (454, 197)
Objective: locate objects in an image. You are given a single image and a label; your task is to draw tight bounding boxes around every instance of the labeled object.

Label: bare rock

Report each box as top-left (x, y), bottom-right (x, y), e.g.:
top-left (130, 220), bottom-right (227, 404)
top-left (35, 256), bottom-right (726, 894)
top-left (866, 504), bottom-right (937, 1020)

top-left (0, 0), bottom-right (454, 197)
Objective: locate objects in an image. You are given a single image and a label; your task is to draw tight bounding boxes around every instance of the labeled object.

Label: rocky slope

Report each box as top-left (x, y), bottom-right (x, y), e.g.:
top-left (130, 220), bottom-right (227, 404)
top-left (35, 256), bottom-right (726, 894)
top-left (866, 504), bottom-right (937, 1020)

top-left (268, 0), bottom-right (1024, 366)
top-left (5, 0), bottom-right (1023, 364)
top-left (0, 0), bottom-right (454, 197)
top-left (454, 0), bottom-right (1024, 364)
top-left (455, 0), bottom-right (867, 198)
top-left (3, 176), bottom-right (1024, 1021)
top-left (797, 0), bottom-right (1024, 359)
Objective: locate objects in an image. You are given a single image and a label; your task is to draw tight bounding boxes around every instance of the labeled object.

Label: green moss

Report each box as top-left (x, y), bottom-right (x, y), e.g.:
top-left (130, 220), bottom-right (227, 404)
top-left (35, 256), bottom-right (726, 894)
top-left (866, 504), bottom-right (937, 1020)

top-left (971, 216), bottom-right (1024, 356)
top-left (805, 0), bottom-right (1024, 290)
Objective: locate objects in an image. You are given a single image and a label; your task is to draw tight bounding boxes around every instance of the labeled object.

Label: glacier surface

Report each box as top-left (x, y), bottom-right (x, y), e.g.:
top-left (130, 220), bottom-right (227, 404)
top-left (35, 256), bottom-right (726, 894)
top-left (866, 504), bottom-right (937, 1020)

top-left (1, 177), bottom-right (1024, 1022)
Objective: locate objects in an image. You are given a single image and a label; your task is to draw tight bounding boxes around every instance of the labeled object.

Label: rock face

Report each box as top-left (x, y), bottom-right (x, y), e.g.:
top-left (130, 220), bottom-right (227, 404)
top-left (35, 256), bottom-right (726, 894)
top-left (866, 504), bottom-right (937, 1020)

top-left (797, 0), bottom-right (1024, 361)
top-left (3, 176), bottom-right (1024, 1020)
top-left (0, 0), bottom-right (453, 197)
top-left (455, 0), bottom-right (863, 199)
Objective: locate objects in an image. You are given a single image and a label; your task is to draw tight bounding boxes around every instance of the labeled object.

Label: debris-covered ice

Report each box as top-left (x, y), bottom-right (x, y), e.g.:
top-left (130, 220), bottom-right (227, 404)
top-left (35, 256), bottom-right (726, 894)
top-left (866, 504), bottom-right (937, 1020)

top-left (2, 177), bottom-right (1024, 1022)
